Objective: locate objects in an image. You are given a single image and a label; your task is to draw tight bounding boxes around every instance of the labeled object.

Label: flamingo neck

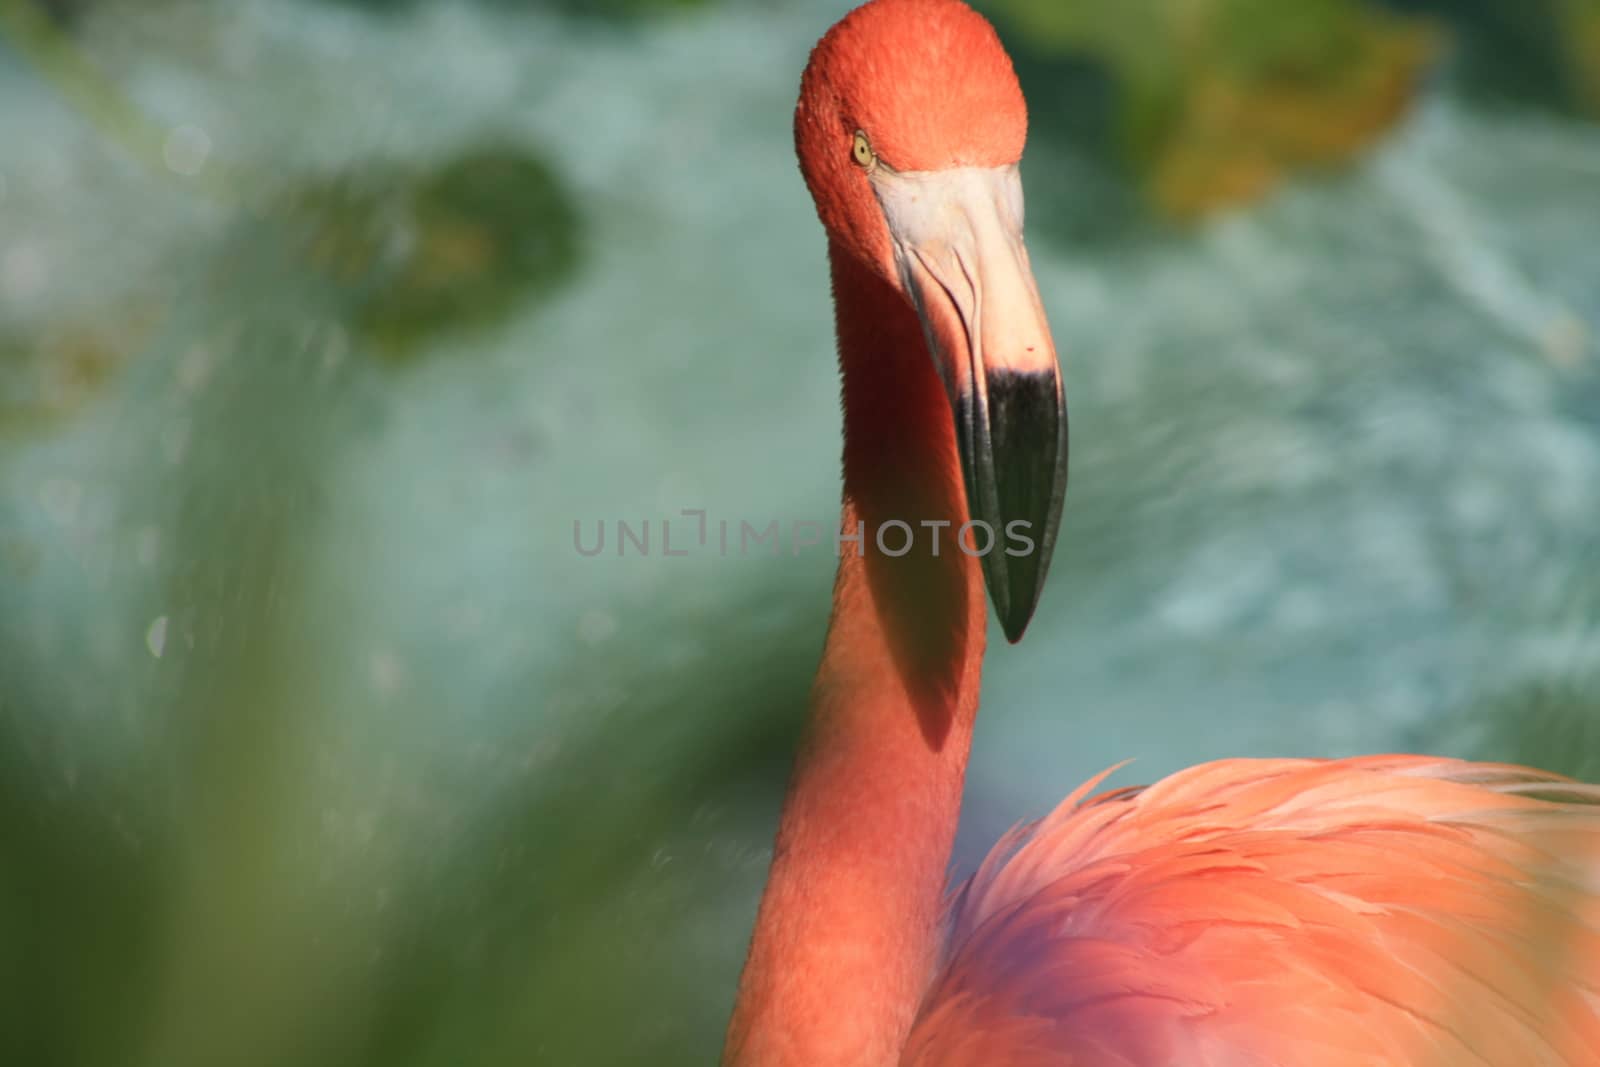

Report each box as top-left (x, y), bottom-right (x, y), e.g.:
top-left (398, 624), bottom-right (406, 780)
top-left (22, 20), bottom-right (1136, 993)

top-left (724, 242), bottom-right (989, 1066)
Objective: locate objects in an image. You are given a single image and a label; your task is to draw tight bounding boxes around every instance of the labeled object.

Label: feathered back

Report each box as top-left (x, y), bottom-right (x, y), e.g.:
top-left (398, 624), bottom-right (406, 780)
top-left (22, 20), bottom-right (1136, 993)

top-left (906, 756), bottom-right (1600, 1066)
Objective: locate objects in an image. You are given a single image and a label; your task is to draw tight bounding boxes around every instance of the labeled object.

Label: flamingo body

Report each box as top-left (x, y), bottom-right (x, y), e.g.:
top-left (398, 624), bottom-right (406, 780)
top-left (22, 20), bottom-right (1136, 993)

top-left (723, 2), bottom-right (1600, 1064)
top-left (910, 756), bottom-right (1600, 1065)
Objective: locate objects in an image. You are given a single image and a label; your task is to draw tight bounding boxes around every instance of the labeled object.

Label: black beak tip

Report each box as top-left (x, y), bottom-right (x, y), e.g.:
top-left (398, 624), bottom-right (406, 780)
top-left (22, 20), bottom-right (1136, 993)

top-left (965, 368), bottom-right (1067, 649)
top-left (990, 553), bottom-right (1046, 644)
top-left (1000, 605), bottom-right (1034, 645)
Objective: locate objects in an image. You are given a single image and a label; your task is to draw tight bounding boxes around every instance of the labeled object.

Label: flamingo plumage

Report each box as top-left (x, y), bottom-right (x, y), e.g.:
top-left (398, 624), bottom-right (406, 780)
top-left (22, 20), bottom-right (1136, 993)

top-left (723, 1), bottom-right (1600, 1064)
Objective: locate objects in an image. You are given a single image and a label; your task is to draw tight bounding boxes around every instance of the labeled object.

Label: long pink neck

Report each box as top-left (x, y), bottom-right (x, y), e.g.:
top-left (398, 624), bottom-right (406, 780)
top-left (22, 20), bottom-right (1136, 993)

top-left (724, 243), bottom-right (989, 1066)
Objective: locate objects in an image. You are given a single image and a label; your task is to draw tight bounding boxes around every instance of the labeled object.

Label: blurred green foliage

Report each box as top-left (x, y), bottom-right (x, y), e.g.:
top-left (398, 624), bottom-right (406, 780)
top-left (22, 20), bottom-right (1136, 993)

top-left (0, 301), bottom-right (162, 432)
top-left (525, 0), bottom-right (715, 15)
top-left (322, 0), bottom-right (716, 16)
top-left (986, 0), bottom-right (1600, 218)
top-left (284, 149), bottom-right (583, 358)
top-left (985, 0), bottom-right (1438, 218)
top-left (1452, 680), bottom-right (1600, 783)
top-left (1560, 0), bottom-right (1600, 113)
top-left (1382, 0), bottom-right (1600, 116)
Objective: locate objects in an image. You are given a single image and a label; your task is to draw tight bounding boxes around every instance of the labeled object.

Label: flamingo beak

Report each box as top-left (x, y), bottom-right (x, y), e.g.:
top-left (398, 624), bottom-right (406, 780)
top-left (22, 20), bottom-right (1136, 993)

top-left (872, 164), bottom-right (1067, 643)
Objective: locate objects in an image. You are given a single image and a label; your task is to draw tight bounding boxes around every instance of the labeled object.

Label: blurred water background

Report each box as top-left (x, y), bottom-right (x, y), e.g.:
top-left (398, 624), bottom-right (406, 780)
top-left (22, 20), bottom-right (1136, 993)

top-left (1, 0), bottom-right (1598, 1063)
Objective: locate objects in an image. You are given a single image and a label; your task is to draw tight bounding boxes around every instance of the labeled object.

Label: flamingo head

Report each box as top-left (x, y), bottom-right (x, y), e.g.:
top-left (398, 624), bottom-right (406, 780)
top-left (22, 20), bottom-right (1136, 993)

top-left (796, 0), bottom-right (1067, 643)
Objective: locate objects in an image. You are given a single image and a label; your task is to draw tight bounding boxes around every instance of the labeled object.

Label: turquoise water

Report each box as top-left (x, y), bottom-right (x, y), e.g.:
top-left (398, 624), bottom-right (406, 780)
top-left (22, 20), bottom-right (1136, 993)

top-left (2, 1), bottom-right (1599, 1063)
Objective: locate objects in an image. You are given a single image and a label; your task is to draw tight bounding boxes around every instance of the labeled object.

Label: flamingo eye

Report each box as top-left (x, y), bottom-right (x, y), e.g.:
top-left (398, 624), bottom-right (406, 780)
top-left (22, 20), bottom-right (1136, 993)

top-left (851, 130), bottom-right (876, 169)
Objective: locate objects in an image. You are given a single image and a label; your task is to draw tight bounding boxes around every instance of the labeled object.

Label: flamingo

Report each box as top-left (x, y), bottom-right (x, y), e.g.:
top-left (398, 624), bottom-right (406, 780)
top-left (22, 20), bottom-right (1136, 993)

top-left (721, 1), bottom-right (1600, 1064)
